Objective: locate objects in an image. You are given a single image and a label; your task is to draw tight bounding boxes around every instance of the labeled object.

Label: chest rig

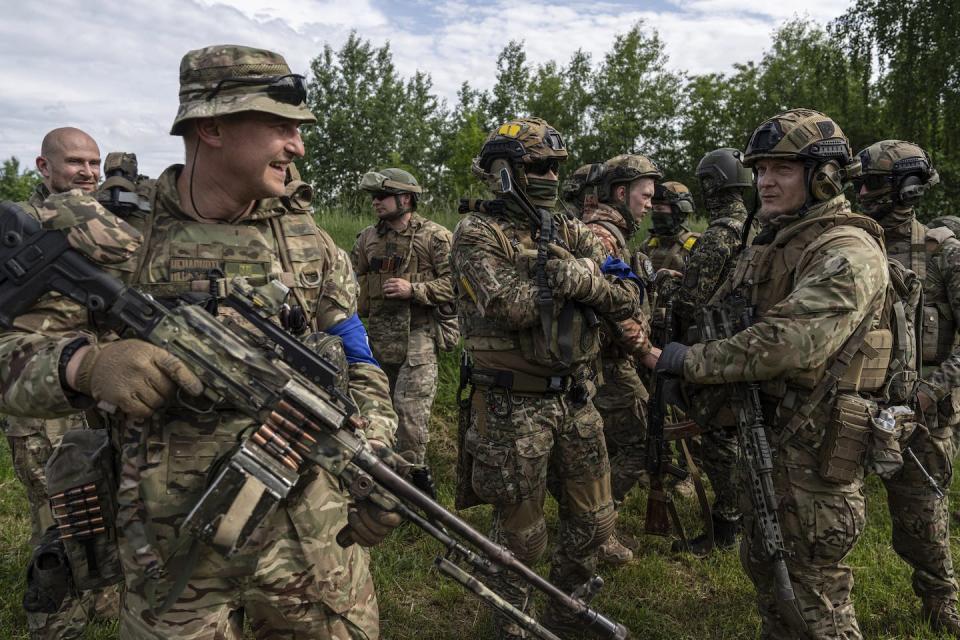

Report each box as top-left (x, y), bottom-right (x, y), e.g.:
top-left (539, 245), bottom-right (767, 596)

top-left (727, 204), bottom-right (894, 402)
top-left (646, 230), bottom-right (698, 271)
top-left (461, 213), bottom-right (600, 385)
top-left (357, 217), bottom-right (435, 364)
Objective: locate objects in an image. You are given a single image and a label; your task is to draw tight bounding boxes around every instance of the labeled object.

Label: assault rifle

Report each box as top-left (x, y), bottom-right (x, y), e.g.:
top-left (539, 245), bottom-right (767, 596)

top-left (698, 296), bottom-right (807, 634)
top-left (0, 201), bottom-right (628, 640)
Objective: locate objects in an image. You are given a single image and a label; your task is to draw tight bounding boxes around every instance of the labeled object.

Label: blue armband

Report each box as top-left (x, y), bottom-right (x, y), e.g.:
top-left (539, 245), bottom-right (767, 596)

top-left (327, 313), bottom-right (380, 366)
top-left (601, 255), bottom-right (644, 302)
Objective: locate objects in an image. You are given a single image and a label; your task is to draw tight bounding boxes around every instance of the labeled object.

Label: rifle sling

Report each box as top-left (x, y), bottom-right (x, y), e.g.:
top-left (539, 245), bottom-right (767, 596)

top-left (679, 438), bottom-right (714, 552)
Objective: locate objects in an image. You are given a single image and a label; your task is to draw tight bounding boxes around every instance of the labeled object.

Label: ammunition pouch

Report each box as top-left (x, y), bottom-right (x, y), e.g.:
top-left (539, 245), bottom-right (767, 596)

top-left (922, 303), bottom-right (959, 365)
top-left (23, 526), bottom-right (74, 614)
top-left (866, 405), bottom-right (916, 480)
top-left (517, 301), bottom-right (599, 370)
top-left (44, 428), bottom-right (123, 592)
top-left (818, 393), bottom-right (875, 484)
top-left (791, 328), bottom-right (893, 393)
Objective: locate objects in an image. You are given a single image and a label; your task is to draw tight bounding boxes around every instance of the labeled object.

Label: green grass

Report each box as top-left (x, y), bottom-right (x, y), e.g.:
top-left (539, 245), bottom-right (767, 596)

top-left (2, 206), bottom-right (956, 638)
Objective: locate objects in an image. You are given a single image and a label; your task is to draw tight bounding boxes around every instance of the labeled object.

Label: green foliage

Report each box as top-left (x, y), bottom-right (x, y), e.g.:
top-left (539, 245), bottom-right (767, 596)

top-left (0, 157), bottom-right (40, 203)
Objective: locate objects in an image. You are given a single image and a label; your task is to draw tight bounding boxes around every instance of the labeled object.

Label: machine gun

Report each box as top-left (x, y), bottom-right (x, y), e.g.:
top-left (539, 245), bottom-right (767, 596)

top-left (0, 201), bottom-right (628, 640)
top-left (698, 296), bottom-right (807, 634)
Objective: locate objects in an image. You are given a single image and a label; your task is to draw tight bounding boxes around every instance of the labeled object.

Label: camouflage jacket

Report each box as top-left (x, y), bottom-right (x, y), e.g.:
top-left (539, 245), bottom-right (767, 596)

top-left (451, 205), bottom-right (642, 379)
top-left (581, 201), bottom-right (652, 402)
top-left (676, 199), bottom-right (749, 340)
top-left (882, 214), bottom-right (960, 403)
top-left (351, 213), bottom-right (454, 363)
top-left (644, 228), bottom-right (700, 271)
top-left (0, 168), bottom-right (396, 612)
top-left (684, 196), bottom-right (889, 393)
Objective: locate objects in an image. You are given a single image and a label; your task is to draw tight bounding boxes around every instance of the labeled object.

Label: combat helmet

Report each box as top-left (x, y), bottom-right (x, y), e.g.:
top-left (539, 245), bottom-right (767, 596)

top-left (743, 108), bottom-right (856, 208)
top-left (854, 140), bottom-right (939, 217)
top-left (360, 168), bottom-right (423, 215)
top-left (473, 117), bottom-right (567, 208)
top-left (171, 44), bottom-right (315, 136)
top-left (696, 148), bottom-right (753, 196)
top-left (596, 154), bottom-right (662, 233)
top-left (928, 216), bottom-right (960, 238)
top-left (651, 181), bottom-right (695, 237)
top-left (562, 163), bottom-right (605, 210)
top-left (96, 152), bottom-right (152, 217)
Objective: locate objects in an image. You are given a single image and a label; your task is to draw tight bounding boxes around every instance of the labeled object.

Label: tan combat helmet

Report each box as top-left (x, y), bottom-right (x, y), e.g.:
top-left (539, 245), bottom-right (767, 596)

top-left (696, 148), bottom-right (753, 197)
top-left (359, 167), bottom-right (423, 213)
top-left (171, 44), bottom-right (316, 136)
top-left (596, 154), bottom-right (662, 233)
top-left (473, 117), bottom-right (568, 206)
top-left (743, 108), bottom-right (855, 206)
top-left (854, 140), bottom-right (939, 217)
top-left (651, 180), bottom-right (695, 236)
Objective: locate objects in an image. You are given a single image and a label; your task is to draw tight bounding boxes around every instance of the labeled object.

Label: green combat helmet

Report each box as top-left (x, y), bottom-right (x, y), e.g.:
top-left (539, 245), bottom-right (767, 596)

top-left (359, 167), bottom-right (423, 216)
top-left (696, 147), bottom-right (753, 196)
top-left (854, 140), bottom-right (940, 218)
top-left (599, 153), bottom-right (663, 233)
top-left (472, 117), bottom-right (568, 208)
top-left (170, 44), bottom-right (316, 136)
top-left (651, 180), bottom-right (695, 237)
top-left (743, 108), bottom-right (856, 210)
top-left (929, 216), bottom-right (960, 237)
top-left (96, 152), bottom-right (152, 217)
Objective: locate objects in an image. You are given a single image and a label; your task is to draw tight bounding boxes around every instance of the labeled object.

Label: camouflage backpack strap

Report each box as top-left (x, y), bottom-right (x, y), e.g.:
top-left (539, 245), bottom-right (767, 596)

top-left (910, 218), bottom-right (927, 282)
top-left (129, 187), bottom-right (162, 284)
top-left (267, 214), bottom-right (315, 329)
top-left (589, 220), bottom-right (627, 254)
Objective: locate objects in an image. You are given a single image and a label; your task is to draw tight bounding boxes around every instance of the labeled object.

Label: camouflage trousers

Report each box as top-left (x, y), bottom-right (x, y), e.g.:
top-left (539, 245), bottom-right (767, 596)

top-left (119, 496), bottom-right (379, 639)
top-left (7, 417), bottom-right (121, 640)
top-left (740, 463), bottom-right (866, 639)
top-left (701, 426), bottom-right (740, 522)
top-left (381, 356), bottom-right (438, 466)
top-left (594, 358), bottom-right (648, 503)
top-left (883, 409), bottom-right (957, 605)
top-left (465, 385), bottom-right (615, 637)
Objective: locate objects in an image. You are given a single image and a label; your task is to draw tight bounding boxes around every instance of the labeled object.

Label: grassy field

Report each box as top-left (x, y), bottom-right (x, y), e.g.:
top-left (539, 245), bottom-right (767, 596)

top-left (1, 207), bottom-right (958, 638)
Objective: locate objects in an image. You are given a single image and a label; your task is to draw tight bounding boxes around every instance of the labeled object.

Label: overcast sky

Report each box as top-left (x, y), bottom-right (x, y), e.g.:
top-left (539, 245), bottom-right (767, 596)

top-left (1, 0), bottom-right (853, 177)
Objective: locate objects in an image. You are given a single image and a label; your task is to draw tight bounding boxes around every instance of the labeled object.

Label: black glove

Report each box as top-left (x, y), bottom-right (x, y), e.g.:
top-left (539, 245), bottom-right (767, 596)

top-left (656, 342), bottom-right (689, 376)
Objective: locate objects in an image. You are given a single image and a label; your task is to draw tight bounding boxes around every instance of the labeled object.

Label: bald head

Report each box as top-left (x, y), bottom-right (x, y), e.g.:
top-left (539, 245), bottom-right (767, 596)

top-left (37, 127), bottom-right (101, 194)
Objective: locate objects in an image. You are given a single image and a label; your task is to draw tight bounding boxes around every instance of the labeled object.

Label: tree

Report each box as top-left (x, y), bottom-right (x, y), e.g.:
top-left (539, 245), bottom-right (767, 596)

top-left (0, 157), bottom-right (40, 202)
top-left (484, 41), bottom-right (530, 126)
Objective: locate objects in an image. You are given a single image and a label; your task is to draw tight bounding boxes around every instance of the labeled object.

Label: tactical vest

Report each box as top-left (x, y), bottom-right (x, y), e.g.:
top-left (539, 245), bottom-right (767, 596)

top-left (727, 202), bottom-right (893, 401)
top-left (917, 225), bottom-right (960, 364)
top-left (129, 171), bottom-right (337, 335)
top-left (459, 213), bottom-right (600, 386)
top-left (356, 216), bottom-right (440, 364)
top-left (645, 230), bottom-right (699, 271)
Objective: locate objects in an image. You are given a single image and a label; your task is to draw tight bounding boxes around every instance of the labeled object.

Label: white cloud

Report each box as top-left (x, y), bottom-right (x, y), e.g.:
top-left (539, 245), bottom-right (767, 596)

top-left (0, 0), bottom-right (853, 177)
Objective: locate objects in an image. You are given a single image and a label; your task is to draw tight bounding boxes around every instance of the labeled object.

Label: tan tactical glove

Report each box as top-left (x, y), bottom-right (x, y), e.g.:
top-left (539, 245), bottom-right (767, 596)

top-left (545, 257), bottom-right (602, 302)
top-left (340, 502), bottom-right (404, 547)
top-left (74, 339), bottom-right (204, 420)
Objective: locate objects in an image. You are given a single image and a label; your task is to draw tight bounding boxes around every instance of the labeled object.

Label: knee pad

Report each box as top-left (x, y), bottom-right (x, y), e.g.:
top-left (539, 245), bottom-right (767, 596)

top-left (564, 503), bottom-right (617, 555)
top-left (502, 518), bottom-right (548, 565)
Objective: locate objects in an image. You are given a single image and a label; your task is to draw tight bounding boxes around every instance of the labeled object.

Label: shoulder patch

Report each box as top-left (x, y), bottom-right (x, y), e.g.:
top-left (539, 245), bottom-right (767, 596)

top-left (683, 236), bottom-right (698, 251)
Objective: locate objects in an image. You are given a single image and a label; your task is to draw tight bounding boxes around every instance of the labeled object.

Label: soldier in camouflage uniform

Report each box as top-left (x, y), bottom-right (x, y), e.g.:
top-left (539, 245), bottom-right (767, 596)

top-left (672, 148), bottom-right (754, 555)
top-left (643, 180), bottom-right (699, 273)
top-left (0, 45), bottom-right (400, 639)
top-left (854, 139), bottom-right (960, 635)
top-left (2, 126), bottom-right (121, 640)
top-left (581, 153), bottom-right (662, 565)
top-left (451, 118), bottom-right (645, 638)
top-left (658, 109), bottom-right (890, 638)
top-left (353, 168), bottom-right (455, 465)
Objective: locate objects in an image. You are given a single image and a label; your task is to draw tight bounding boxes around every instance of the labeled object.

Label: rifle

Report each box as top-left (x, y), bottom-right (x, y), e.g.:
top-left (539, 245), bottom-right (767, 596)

top-left (699, 297), bottom-right (807, 634)
top-left (0, 201), bottom-right (628, 640)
